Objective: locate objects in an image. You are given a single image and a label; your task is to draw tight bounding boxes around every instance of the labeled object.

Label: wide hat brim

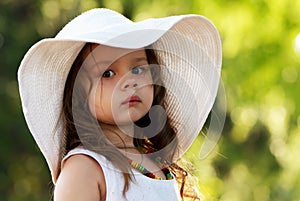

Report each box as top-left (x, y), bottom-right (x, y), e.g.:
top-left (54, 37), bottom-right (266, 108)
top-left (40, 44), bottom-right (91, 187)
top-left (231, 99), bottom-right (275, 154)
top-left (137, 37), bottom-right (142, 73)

top-left (18, 8), bottom-right (222, 182)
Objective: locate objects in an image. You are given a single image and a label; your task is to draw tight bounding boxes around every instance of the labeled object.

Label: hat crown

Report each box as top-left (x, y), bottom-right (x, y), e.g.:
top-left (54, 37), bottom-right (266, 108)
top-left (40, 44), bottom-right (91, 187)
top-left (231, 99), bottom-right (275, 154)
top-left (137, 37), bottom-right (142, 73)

top-left (56, 8), bottom-right (132, 38)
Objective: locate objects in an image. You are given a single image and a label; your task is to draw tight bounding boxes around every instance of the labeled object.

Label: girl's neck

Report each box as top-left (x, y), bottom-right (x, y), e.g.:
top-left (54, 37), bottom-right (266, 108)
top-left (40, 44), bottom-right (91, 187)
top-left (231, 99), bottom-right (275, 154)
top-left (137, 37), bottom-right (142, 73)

top-left (99, 122), bottom-right (135, 148)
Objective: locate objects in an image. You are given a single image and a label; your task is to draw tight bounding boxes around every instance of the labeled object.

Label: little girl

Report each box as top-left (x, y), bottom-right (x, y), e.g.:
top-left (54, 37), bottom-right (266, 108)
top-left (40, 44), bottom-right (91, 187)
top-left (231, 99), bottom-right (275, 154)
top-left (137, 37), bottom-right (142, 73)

top-left (18, 8), bottom-right (222, 201)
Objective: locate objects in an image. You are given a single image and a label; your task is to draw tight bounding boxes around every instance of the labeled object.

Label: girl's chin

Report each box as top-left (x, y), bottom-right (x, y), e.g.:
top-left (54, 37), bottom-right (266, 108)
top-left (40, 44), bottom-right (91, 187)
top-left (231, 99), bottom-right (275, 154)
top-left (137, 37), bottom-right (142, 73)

top-left (96, 110), bottom-right (149, 126)
top-left (115, 111), bottom-right (148, 124)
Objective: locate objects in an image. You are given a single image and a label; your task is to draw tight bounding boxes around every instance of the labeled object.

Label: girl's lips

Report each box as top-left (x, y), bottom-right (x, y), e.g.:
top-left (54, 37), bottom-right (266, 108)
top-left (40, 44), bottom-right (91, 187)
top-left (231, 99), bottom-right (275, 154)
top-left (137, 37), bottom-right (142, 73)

top-left (122, 95), bottom-right (141, 106)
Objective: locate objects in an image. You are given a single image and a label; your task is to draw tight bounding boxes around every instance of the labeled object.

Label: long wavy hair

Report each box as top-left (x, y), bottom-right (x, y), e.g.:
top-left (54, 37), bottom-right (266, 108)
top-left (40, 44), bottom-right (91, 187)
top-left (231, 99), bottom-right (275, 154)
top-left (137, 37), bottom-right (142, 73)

top-left (56, 42), bottom-right (200, 200)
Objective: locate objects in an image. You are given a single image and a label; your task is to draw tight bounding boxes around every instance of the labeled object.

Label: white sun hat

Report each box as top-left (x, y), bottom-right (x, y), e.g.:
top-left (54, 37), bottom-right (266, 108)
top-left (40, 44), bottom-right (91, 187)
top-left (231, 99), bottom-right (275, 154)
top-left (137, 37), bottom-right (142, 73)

top-left (17, 8), bottom-right (222, 182)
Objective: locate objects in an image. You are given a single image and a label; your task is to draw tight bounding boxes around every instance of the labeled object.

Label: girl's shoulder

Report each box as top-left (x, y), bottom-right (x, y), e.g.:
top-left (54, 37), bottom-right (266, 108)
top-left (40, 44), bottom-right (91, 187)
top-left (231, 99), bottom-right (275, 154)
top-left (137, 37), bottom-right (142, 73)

top-left (62, 147), bottom-right (116, 170)
top-left (54, 151), bottom-right (106, 201)
top-left (61, 153), bottom-right (105, 183)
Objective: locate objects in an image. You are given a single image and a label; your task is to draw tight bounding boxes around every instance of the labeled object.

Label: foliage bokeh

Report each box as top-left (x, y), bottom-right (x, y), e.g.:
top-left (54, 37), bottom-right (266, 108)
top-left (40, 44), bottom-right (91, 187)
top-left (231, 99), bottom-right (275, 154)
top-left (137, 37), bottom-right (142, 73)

top-left (1, 0), bottom-right (300, 200)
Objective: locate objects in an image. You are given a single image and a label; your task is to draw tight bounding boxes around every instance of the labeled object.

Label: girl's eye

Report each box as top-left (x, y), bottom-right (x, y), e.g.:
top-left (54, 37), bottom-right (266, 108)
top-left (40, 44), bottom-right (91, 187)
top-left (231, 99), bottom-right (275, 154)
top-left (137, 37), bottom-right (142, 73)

top-left (102, 70), bottom-right (115, 78)
top-left (132, 66), bottom-right (147, 75)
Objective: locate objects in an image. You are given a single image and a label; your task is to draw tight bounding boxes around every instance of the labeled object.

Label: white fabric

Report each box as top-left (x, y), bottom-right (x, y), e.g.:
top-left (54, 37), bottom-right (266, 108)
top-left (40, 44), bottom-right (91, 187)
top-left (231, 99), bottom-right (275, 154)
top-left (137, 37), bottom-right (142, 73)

top-left (62, 147), bottom-right (181, 201)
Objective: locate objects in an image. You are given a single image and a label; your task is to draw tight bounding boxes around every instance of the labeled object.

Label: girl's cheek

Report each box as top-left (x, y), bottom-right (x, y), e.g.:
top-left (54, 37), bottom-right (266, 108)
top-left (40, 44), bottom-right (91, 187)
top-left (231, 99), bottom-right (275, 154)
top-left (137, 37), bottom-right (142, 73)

top-left (88, 93), bottom-right (97, 117)
top-left (146, 72), bottom-right (154, 83)
top-left (87, 84), bottom-right (101, 118)
top-left (136, 73), bottom-right (152, 85)
top-left (145, 77), bottom-right (154, 86)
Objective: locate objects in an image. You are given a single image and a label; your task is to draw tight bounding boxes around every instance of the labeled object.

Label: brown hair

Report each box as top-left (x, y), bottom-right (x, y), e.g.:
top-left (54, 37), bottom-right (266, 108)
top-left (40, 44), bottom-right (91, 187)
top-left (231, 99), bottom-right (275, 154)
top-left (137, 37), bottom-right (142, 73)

top-left (57, 42), bottom-right (200, 200)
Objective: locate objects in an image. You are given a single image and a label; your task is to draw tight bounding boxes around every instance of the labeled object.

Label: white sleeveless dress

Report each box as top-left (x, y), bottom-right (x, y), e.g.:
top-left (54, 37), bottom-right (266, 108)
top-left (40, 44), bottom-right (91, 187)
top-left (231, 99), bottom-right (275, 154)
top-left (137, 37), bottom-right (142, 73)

top-left (62, 147), bottom-right (181, 201)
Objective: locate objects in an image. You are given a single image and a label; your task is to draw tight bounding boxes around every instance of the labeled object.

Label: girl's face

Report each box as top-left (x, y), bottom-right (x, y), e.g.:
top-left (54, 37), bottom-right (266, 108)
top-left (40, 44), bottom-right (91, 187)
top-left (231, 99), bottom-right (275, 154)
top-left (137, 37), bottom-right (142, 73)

top-left (82, 44), bottom-right (154, 125)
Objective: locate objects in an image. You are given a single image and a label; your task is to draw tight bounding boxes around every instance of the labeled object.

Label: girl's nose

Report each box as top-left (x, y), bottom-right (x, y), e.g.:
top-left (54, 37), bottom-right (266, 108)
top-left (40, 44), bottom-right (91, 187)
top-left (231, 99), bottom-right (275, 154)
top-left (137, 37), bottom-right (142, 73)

top-left (121, 78), bottom-right (138, 90)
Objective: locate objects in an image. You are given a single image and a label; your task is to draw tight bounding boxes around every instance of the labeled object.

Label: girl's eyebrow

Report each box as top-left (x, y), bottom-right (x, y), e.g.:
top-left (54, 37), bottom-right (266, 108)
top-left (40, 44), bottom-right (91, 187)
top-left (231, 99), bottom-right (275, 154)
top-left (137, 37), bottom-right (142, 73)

top-left (134, 57), bottom-right (148, 63)
top-left (95, 60), bottom-right (112, 65)
top-left (88, 60), bottom-right (112, 69)
top-left (91, 56), bottom-right (148, 68)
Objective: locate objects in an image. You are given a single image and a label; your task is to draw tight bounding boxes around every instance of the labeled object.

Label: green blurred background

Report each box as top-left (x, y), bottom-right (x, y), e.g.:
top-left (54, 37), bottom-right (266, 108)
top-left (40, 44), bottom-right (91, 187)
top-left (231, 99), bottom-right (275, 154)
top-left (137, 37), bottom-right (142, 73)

top-left (1, 0), bottom-right (300, 200)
